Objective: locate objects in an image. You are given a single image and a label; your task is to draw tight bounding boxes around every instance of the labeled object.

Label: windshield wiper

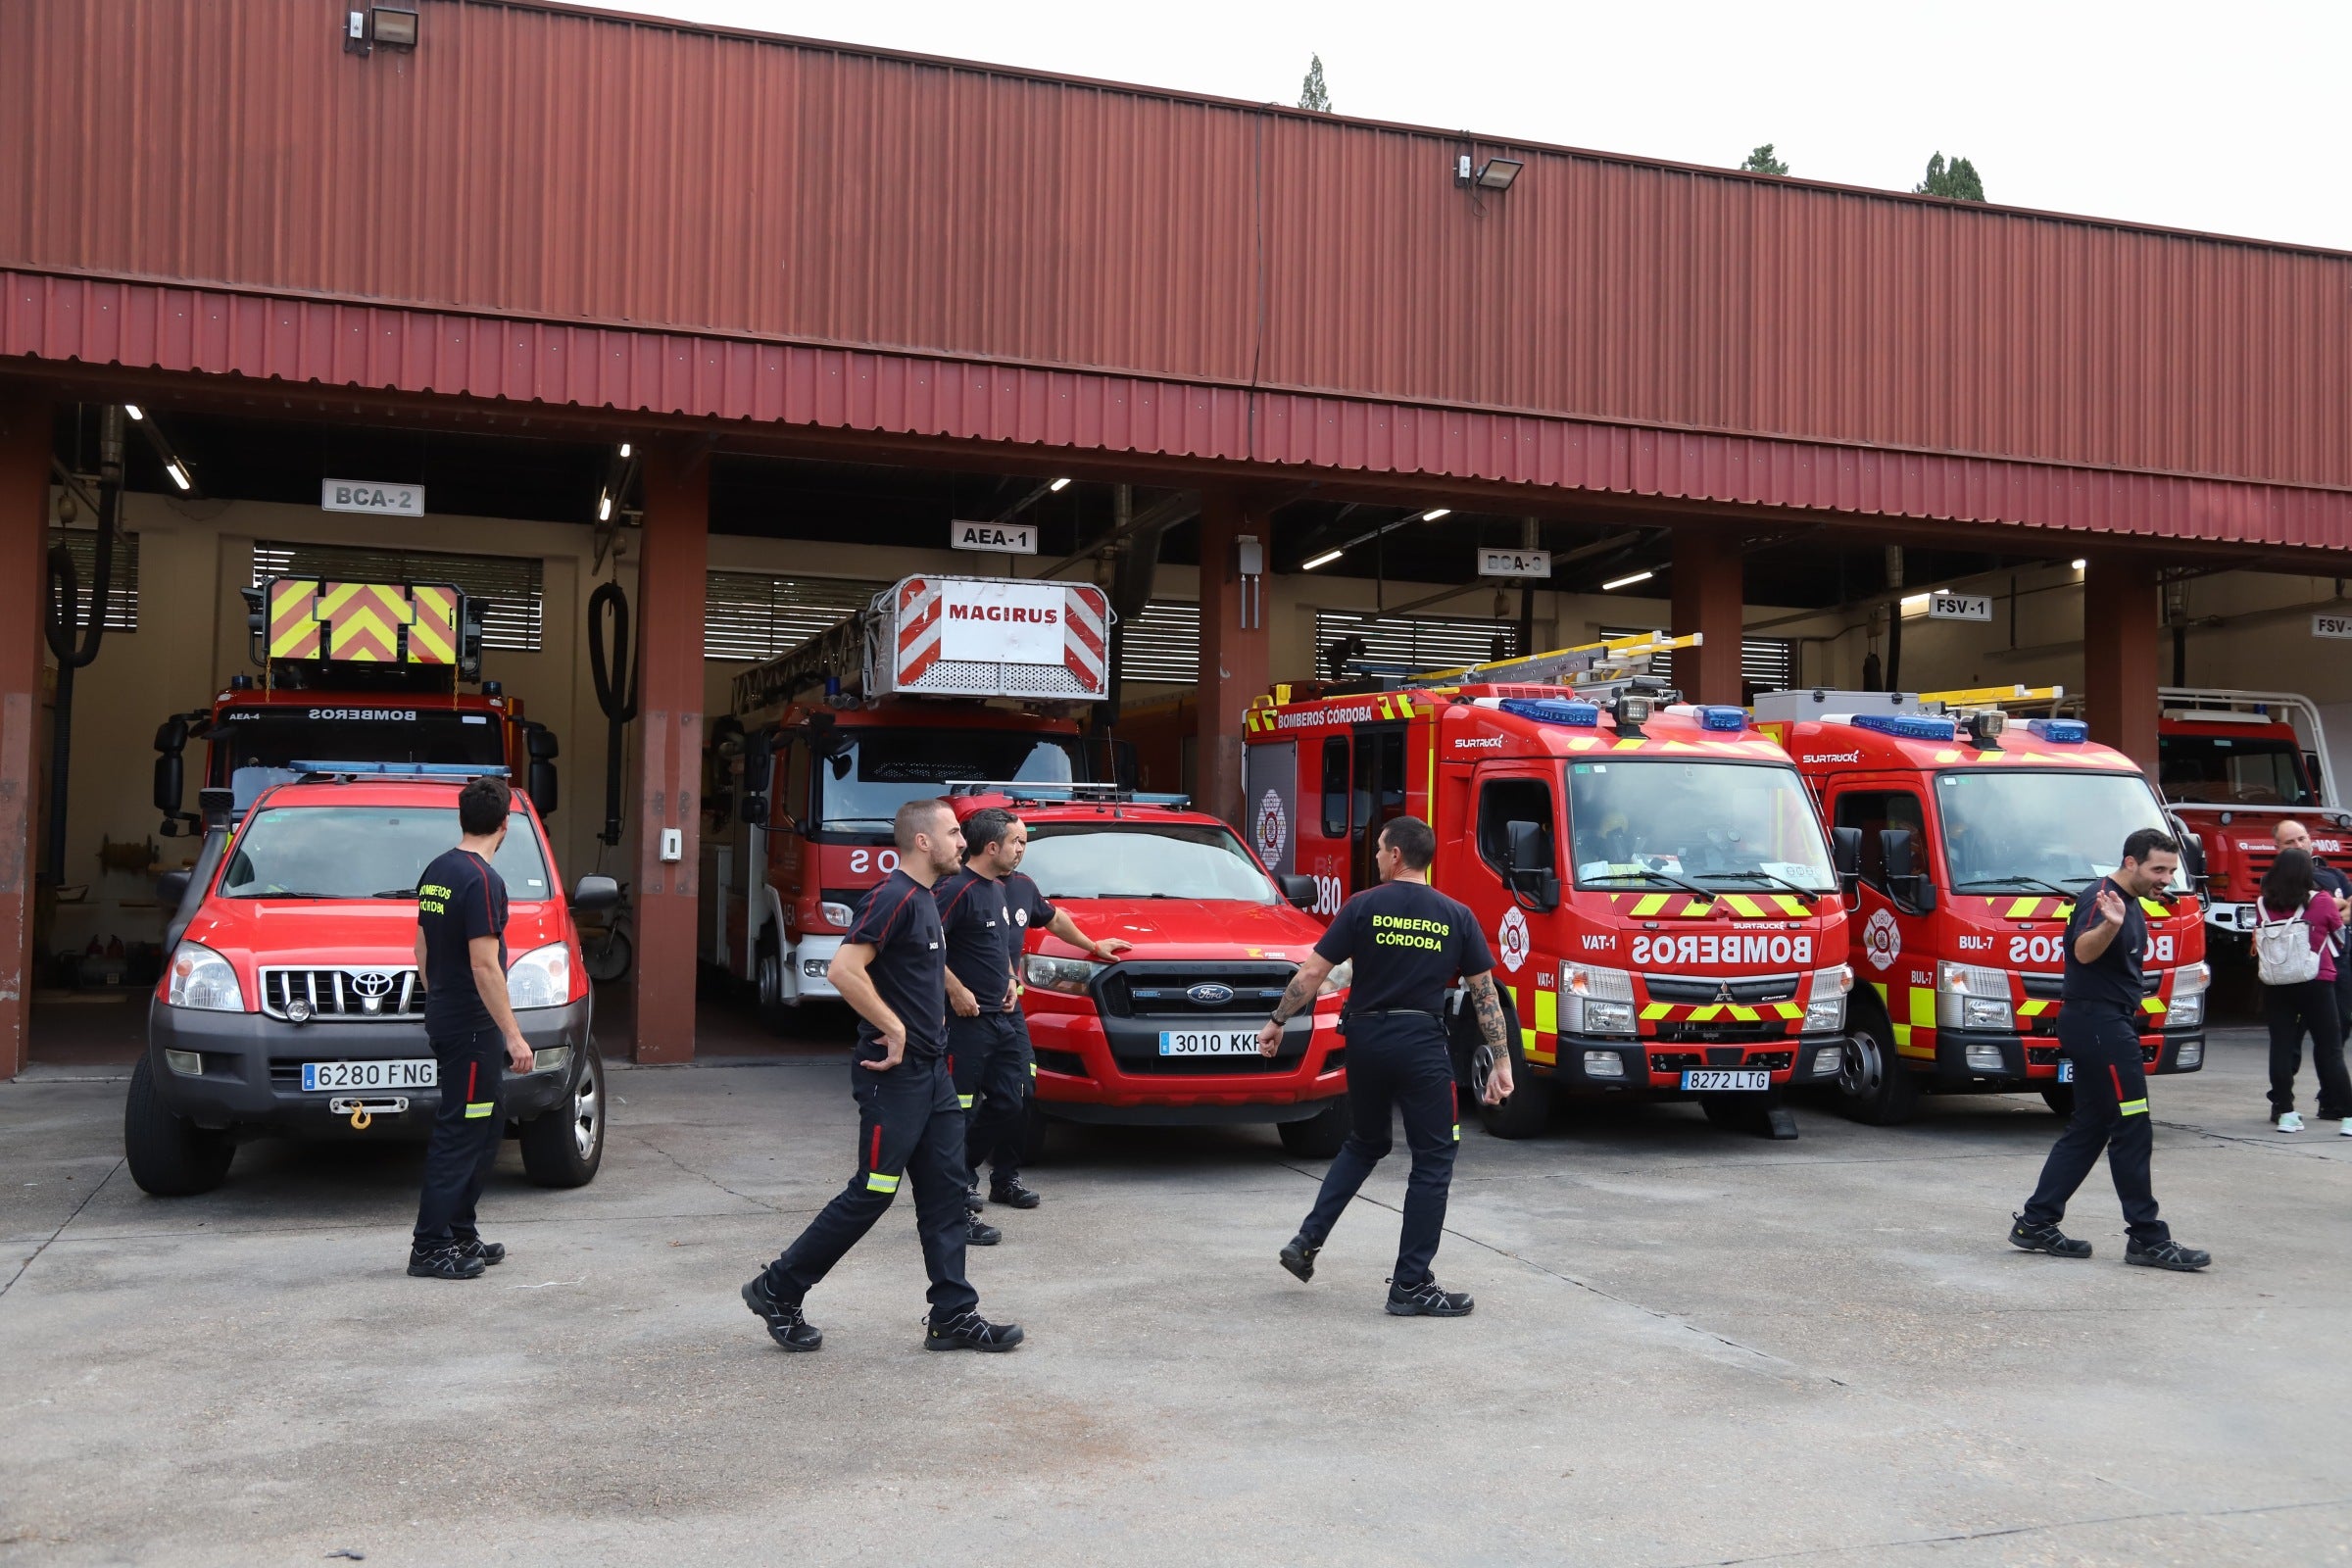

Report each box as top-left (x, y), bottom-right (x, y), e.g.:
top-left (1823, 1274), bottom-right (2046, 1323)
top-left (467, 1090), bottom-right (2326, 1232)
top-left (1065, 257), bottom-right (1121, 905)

top-left (372, 888), bottom-right (418, 899)
top-left (229, 889), bottom-right (346, 900)
top-left (1584, 867), bottom-right (1714, 900)
top-left (1953, 876), bottom-right (2079, 899)
top-left (1699, 870), bottom-right (1824, 903)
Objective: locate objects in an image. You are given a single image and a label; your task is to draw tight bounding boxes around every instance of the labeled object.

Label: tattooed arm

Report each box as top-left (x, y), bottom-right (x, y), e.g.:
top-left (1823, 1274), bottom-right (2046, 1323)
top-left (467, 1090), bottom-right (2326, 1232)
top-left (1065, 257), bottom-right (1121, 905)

top-left (1256, 953), bottom-right (1335, 1056)
top-left (1463, 970), bottom-right (1516, 1103)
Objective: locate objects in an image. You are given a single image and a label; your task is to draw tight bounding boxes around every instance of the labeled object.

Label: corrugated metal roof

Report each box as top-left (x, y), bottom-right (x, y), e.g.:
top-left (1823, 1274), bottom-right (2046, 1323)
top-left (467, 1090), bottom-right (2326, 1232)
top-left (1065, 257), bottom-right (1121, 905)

top-left (3, 0), bottom-right (2350, 535)
top-left (10, 269), bottom-right (2348, 554)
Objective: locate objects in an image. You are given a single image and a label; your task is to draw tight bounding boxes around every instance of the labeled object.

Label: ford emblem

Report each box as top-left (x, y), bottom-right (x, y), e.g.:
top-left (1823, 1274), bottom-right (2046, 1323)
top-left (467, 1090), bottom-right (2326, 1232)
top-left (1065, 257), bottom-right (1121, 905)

top-left (1187, 983), bottom-right (1236, 1007)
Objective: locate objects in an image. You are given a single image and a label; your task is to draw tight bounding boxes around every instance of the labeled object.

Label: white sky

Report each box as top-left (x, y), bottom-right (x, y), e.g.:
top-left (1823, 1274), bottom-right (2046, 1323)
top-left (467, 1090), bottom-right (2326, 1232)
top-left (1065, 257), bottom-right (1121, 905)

top-left (587, 0), bottom-right (2351, 252)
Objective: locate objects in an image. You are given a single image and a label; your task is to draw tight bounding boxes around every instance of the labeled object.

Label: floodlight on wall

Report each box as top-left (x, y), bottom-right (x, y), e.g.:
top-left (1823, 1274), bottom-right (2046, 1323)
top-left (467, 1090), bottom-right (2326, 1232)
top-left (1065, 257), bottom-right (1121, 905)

top-left (346, 6), bottom-right (418, 54)
top-left (1474, 158), bottom-right (1524, 191)
top-left (1601, 569), bottom-right (1654, 591)
top-left (1301, 549), bottom-right (1345, 572)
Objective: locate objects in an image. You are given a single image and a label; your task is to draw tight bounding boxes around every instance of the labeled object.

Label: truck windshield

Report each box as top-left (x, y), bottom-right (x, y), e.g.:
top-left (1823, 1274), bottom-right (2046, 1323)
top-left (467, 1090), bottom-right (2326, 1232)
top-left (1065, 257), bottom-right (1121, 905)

top-left (816, 729), bottom-right (1084, 831)
top-left (1938, 771), bottom-right (2186, 892)
top-left (1568, 760), bottom-right (1837, 893)
top-left (1018, 823), bottom-right (1279, 905)
top-left (207, 710), bottom-right (507, 783)
top-left (218, 806), bottom-right (553, 902)
top-left (2157, 733), bottom-right (2315, 807)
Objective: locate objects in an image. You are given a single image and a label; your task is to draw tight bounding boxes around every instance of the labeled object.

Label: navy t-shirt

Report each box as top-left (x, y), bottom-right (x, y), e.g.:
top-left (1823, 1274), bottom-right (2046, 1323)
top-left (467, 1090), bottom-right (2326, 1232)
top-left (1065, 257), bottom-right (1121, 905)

top-left (933, 868), bottom-right (1016, 1011)
top-left (1003, 872), bottom-right (1057, 949)
top-left (847, 869), bottom-right (948, 1062)
top-left (1313, 879), bottom-right (1494, 1015)
top-left (2061, 876), bottom-right (2147, 1015)
top-left (417, 848), bottom-right (509, 1039)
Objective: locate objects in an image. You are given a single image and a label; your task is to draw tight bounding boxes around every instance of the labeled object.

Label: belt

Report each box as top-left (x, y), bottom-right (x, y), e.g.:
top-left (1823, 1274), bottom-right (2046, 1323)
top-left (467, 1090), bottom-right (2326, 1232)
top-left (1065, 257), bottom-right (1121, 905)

top-left (1343, 1007), bottom-right (1443, 1022)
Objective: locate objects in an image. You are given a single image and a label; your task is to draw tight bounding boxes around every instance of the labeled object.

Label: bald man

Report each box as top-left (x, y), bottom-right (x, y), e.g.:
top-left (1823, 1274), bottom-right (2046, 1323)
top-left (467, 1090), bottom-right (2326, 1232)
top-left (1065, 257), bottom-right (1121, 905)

top-left (2277, 818), bottom-right (2352, 1045)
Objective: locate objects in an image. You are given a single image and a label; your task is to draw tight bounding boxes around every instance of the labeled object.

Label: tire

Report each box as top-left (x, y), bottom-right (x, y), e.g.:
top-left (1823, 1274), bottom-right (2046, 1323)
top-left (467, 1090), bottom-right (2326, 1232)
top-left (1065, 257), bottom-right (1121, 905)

top-left (1832, 1003), bottom-right (1921, 1126)
top-left (755, 938), bottom-right (794, 1034)
top-left (583, 925), bottom-right (632, 985)
top-left (1474, 1034), bottom-right (1551, 1140)
top-left (1277, 1098), bottom-right (1350, 1158)
top-left (2039, 1085), bottom-right (2076, 1117)
top-left (123, 1055), bottom-right (234, 1197)
top-left (520, 1041), bottom-right (606, 1188)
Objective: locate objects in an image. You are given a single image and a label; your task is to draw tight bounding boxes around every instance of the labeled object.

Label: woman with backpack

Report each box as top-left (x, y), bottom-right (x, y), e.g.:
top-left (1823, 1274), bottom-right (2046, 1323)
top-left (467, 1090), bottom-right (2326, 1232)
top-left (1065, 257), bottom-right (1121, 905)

top-left (2255, 847), bottom-right (2352, 1135)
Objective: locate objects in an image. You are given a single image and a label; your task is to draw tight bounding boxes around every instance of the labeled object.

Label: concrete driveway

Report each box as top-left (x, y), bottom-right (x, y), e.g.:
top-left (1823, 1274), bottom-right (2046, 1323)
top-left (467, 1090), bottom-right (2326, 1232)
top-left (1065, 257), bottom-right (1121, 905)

top-left (2, 1027), bottom-right (2346, 1567)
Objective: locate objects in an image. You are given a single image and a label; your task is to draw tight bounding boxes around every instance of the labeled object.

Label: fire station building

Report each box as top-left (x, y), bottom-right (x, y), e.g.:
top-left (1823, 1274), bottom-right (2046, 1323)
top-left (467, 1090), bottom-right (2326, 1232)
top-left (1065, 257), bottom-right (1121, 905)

top-left (5, 0), bottom-right (2350, 1075)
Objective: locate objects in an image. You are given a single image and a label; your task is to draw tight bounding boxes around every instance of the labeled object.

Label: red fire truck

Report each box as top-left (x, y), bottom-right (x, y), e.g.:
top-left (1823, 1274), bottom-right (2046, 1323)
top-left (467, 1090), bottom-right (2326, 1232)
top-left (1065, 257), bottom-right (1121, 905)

top-left (152, 576), bottom-right (560, 834)
top-left (1755, 689), bottom-right (2210, 1123)
top-left (705, 574), bottom-right (1116, 1024)
top-left (1242, 636), bottom-right (1859, 1141)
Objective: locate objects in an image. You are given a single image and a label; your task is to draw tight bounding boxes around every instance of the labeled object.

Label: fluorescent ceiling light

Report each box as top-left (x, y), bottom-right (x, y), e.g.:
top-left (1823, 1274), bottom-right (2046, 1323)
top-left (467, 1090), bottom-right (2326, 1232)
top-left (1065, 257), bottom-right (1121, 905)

top-left (2070, 559), bottom-right (2086, 570)
top-left (166, 463), bottom-right (191, 492)
top-left (1420, 508), bottom-right (1451, 521)
top-left (1601, 570), bottom-right (1653, 591)
top-left (598, 493), bottom-right (612, 522)
top-left (1301, 549), bottom-right (1344, 571)
top-left (1049, 477), bottom-right (1071, 492)
top-left (1900, 592), bottom-right (1932, 610)
top-left (618, 442), bottom-right (631, 459)
top-left (124, 404), bottom-right (144, 421)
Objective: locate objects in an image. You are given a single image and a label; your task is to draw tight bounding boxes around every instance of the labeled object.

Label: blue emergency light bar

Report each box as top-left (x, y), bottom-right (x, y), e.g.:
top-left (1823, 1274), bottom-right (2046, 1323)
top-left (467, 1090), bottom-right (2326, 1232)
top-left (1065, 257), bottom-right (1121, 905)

top-left (1851, 713), bottom-right (1959, 742)
top-left (1498, 698), bottom-right (1600, 727)
top-left (1695, 705), bottom-right (1747, 731)
top-left (2025, 718), bottom-right (2088, 744)
top-left (290, 760), bottom-right (511, 779)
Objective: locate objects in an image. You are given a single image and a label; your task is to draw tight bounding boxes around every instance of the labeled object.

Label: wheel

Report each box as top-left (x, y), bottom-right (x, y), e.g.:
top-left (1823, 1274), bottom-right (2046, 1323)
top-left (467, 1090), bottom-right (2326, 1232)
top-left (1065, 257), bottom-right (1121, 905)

top-left (123, 1055), bottom-right (234, 1196)
top-left (583, 924), bottom-right (632, 985)
top-left (2040, 1085), bottom-right (2076, 1116)
top-left (1277, 1098), bottom-right (1349, 1158)
top-left (1474, 1035), bottom-right (1551, 1140)
top-left (520, 1042), bottom-right (606, 1187)
top-left (1830, 1004), bottom-right (1921, 1126)
top-left (755, 938), bottom-right (794, 1033)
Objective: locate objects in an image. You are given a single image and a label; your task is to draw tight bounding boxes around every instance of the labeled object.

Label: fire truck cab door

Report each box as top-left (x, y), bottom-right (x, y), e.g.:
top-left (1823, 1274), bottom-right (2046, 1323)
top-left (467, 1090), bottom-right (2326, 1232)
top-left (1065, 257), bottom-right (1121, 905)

top-left (1244, 741), bottom-right (1298, 875)
top-left (1830, 781), bottom-right (1936, 1045)
top-left (1350, 723), bottom-right (1409, 891)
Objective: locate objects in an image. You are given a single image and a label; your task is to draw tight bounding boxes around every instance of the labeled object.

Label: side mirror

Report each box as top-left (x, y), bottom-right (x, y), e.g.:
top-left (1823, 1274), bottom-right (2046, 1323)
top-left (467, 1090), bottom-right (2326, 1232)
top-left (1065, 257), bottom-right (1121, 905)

top-left (1279, 874), bottom-right (1317, 909)
top-left (525, 723), bottom-right (560, 760)
top-left (528, 759), bottom-right (559, 818)
top-left (153, 751), bottom-right (184, 819)
top-left (740, 730), bottom-right (774, 827)
top-left (2177, 829), bottom-right (2207, 882)
top-left (740, 792), bottom-right (770, 827)
top-left (571, 874), bottom-right (621, 912)
top-left (1880, 827), bottom-right (1936, 911)
top-left (1504, 819), bottom-right (1560, 911)
top-left (1832, 825), bottom-right (1862, 894)
top-left (155, 870), bottom-right (190, 906)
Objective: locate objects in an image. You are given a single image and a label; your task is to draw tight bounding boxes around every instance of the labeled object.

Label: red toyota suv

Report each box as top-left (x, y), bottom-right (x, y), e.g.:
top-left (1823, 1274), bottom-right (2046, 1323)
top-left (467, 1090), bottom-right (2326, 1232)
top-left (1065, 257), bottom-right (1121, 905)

top-left (953, 789), bottom-right (1351, 1158)
top-left (130, 763), bottom-right (613, 1196)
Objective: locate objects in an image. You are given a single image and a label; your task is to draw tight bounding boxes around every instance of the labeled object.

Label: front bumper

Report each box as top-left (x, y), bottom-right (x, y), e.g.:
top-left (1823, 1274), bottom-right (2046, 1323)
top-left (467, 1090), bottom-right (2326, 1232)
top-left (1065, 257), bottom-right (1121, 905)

top-left (1923, 1026), bottom-right (2206, 1086)
top-left (1530, 1031), bottom-right (1848, 1094)
top-left (146, 997), bottom-right (592, 1137)
top-left (786, 933), bottom-right (844, 1003)
top-left (1025, 1004), bottom-right (1347, 1124)
top-left (2206, 902), bottom-right (2257, 935)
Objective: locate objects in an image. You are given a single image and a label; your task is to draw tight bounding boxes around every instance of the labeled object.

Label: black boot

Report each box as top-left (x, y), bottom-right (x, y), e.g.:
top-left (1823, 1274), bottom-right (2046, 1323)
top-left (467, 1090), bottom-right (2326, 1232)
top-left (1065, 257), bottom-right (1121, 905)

top-left (989, 1176), bottom-right (1043, 1209)
top-left (742, 1276), bottom-right (823, 1350)
top-left (1279, 1234), bottom-right (1320, 1283)
top-left (2008, 1214), bottom-right (2092, 1258)
top-left (965, 1215), bottom-right (1003, 1247)
top-left (925, 1309), bottom-right (1025, 1352)
top-left (456, 1237), bottom-right (506, 1266)
top-left (407, 1243), bottom-right (486, 1281)
top-left (2125, 1237), bottom-right (2212, 1272)
top-left (1386, 1277), bottom-right (1475, 1317)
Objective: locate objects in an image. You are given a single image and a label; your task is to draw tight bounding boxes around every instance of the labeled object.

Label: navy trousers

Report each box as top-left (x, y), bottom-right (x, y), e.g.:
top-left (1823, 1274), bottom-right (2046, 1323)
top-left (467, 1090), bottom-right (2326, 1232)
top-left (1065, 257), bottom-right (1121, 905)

top-left (414, 1029), bottom-right (505, 1248)
top-left (1298, 1015), bottom-right (1460, 1288)
top-left (2022, 1009), bottom-right (2170, 1245)
top-left (950, 1010), bottom-right (1034, 1188)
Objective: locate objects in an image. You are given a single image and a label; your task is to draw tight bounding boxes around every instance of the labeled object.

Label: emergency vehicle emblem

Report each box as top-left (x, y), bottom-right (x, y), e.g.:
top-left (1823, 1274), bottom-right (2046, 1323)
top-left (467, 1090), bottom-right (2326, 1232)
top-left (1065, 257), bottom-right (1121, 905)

top-left (1862, 906), bottom-right (1902, 972)
top-left (1497, 906), bottom-right (1531, 973)
top-left (1254, 789), bottom-right (1288, 864)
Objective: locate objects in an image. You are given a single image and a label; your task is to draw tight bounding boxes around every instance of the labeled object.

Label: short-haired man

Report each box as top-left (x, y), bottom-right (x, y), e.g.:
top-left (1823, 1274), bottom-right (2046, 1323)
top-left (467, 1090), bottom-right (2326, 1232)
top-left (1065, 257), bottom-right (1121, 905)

top-left (2011, 827), bottom-right (2210, 1270)
top-left (943, 808), bottom-right (1128, 1219)
top-left (2276, 817), bottom-right (2352, 1046)
top-left (743, 799), bottom-right (1022, 1353)
top-left (409, 775), bottom-right (533, 1281)
top-left (1260, 815), bottom-right (1516, 1315)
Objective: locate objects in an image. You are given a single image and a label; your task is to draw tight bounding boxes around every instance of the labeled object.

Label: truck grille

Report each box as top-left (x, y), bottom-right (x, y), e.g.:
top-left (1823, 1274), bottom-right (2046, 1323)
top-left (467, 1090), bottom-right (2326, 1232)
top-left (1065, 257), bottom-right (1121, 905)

top-left (1119, 1053), bottom-right (1300, 1076)
top-left (1648, 1049), bottom-right (1794, 1071)
top-left (258, 966), bottom-right (423, 1021)
top-left (1642, 973), bottom-right (1801, 1004)
top-left (2020, 972), bottom-right (2160, 1001)
top-left (1098, 963), bottom-right (1298, 1019)
top-left (1651, 1020), bottom-right (1788, 1044)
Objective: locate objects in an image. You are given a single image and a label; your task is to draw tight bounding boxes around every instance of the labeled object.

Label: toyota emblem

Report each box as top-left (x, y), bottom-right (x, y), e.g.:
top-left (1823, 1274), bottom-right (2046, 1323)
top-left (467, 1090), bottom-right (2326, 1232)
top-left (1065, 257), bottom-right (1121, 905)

top-left (351, 970), bottom-right (396, 998)
top-left (1187, 983), bottom-right (1237, 1007)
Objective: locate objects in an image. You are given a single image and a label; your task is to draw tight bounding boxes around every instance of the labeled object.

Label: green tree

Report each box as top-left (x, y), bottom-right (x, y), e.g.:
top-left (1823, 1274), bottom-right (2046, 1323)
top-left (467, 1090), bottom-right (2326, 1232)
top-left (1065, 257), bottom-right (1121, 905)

top-left (1915, 152), bottom-right (1985, 201)
top-left (1298, 54), bottom-right (1331, 113)
top-left (1740, 143), bottom-right (1789, 175)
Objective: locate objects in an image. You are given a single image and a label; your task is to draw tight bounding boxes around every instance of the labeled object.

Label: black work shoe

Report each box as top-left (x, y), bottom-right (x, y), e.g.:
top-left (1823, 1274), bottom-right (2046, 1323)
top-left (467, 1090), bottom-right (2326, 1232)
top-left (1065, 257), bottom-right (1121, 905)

top-left (741, 1276), bottom-right (823, 1351)
top-left (1386, 1277), bottom-right (1475, 1317)
top-left (966, 1216), bottom-right (1003, 1246)
top-left (965, 1185), bottom-right (984, 1212)
top-left (407, 1244), bottom-right (485, 1281)
top-left (1279, 1234), bottom-right (1320, 1283)
top-left (2008, 1214), bottom-right (2092, 1258)
top-left (2125, 1238), bottom-right (2212, 1272)
top-left (989, 1177), bottom-right (1043, 1209)
top-left (924, 1310), bottom-right (1024, 1352)
top-left (456, 1238), bottom-right (506, 1266)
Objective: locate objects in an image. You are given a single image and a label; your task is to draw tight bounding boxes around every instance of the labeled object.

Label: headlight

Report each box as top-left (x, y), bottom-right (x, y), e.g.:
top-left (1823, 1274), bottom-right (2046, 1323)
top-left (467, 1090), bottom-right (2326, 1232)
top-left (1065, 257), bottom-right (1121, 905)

top-left (1560, 964), bottom-right (1635, 1037)
top-left (531, 1045), bottom-right (572, 1075)
top-left (2165, 963), bottom-right (2209, 1029)
top-left (507, 943), bottom-right (571, 1009)
top-left (1936, 959), bottom-right (2012, 1031)
top-left (1803, 965), bottom-right (1850, 1032)
top-left (1023, 954), bottom-right (1102, 996)
top-left (818, 902), bottom-right (854, 930)
top-left (1318, 959), bottom-right (1353, 997)
top-left (166, 942), bottom-right (243, 1011)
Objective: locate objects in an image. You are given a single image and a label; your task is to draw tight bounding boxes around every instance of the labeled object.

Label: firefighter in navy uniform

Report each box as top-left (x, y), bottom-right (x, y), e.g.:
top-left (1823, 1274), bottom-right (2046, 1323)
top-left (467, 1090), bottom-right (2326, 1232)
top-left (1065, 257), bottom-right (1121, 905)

top-left (933, 807), bottom-right (1022, 1247)
top-left (2011, 827), bottom-right (2212, 1271)
top-left (742, 799), bottom-right (1024, 1352)
top-left (1260, 815), bottom-right (1518, 1315)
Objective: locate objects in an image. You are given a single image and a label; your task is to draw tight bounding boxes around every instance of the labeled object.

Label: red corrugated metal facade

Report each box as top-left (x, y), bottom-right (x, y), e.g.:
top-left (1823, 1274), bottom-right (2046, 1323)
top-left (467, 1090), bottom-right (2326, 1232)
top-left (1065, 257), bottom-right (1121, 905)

top-left (4, 0), bottom-right (2351, 548)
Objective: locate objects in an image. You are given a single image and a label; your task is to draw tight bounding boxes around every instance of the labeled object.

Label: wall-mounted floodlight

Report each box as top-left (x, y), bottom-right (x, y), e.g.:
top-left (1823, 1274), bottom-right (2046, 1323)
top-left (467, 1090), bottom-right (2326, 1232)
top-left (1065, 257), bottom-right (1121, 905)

top-left (1601, 570), bottom-right (1653, 591)
top-left (1474, 158), bottom-right (1523, 191)
top-left (346, 6), bottom-right (418, 54)
top-left (1301, 549), bottom-right (1344, 572)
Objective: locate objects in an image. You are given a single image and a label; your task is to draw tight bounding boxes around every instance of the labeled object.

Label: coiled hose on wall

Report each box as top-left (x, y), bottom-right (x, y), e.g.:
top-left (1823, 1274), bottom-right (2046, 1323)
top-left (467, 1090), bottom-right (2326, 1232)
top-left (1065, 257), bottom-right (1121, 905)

top-left (587, 578), bottom-right (638, 849)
